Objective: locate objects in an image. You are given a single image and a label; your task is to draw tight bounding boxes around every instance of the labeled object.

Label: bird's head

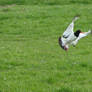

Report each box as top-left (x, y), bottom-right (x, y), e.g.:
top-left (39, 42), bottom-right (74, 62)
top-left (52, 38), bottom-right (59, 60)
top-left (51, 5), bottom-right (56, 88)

top-left (74, 30), bottom-right (81, 37)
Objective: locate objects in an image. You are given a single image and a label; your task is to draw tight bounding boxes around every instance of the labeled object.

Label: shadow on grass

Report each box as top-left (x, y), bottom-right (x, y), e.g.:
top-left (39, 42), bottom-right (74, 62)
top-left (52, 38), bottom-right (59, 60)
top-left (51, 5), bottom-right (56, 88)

top-left (57, 87), bottom-right (72, 92)
top-left (70, 0), bottom-right (89, 4)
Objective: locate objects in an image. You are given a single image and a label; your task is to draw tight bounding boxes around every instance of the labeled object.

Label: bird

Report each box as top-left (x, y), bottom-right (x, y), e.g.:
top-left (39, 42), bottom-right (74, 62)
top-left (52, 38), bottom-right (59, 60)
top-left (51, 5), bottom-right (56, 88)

top-left (58, 16), bottom-right (92, 51)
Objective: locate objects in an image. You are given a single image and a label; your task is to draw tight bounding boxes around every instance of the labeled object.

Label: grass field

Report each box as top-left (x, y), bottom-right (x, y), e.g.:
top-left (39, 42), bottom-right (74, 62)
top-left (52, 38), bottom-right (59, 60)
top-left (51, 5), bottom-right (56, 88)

top-left (0, 0), bottom-right (92, 92)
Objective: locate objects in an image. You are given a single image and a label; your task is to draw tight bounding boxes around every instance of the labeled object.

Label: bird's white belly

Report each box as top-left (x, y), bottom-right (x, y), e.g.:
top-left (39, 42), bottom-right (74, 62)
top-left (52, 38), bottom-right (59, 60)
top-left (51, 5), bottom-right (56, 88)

top-left (67, 35), bottom-right (77, 44)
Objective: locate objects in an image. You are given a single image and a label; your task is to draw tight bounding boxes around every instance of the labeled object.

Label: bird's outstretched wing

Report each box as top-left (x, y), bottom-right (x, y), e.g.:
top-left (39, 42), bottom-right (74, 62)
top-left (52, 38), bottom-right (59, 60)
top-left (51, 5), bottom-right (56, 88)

top-left (62, 16), bottom-right (80, 38)
top-left (62, 22), bottom-right (74, 38)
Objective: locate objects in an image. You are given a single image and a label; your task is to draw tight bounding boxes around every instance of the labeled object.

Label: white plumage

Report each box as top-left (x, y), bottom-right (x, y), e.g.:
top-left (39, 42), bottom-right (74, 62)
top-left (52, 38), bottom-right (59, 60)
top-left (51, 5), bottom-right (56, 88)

top-left (58, 16), bottom-right (91, 51)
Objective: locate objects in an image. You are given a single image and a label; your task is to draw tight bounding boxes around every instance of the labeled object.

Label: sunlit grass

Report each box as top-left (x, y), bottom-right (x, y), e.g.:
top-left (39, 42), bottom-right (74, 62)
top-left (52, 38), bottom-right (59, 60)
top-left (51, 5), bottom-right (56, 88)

top-left (0, 2), bottom-right (92, 92)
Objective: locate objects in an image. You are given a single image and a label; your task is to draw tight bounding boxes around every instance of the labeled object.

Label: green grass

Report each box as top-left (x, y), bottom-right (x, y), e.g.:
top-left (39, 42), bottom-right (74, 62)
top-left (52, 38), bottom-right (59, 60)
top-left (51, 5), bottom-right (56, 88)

top-left (0, 0), bottom-right (92, 5)
top-left (0, 1), bottom-right (92, 92)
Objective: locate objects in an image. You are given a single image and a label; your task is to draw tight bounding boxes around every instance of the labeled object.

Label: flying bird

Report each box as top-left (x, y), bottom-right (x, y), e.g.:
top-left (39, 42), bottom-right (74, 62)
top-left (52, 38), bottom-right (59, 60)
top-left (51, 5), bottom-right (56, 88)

top-left (58, 16), bottom-right (92, 51)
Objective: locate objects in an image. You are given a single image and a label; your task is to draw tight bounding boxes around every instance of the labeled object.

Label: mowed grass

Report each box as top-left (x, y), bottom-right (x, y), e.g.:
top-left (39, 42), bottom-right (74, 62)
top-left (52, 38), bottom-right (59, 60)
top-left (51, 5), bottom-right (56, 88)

top-left (0, 3), bottom-right (92, 92)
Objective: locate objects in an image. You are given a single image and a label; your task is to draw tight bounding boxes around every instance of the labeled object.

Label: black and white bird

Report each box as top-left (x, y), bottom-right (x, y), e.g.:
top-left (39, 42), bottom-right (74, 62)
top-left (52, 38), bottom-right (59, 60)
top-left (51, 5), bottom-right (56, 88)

top-left (58, 16), bottom-right (92, 51)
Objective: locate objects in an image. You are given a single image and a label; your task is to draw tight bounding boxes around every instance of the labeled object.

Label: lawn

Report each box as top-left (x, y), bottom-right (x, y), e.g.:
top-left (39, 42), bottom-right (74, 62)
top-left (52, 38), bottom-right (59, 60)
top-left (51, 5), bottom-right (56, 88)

top-left (0, 1), bottom-right (92, 92)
